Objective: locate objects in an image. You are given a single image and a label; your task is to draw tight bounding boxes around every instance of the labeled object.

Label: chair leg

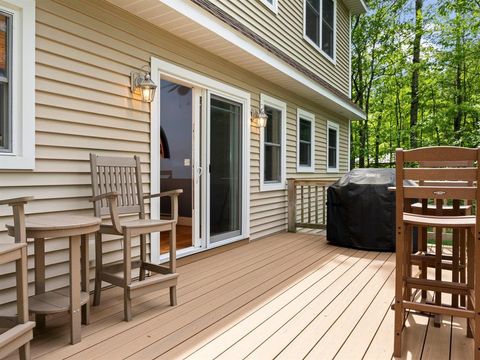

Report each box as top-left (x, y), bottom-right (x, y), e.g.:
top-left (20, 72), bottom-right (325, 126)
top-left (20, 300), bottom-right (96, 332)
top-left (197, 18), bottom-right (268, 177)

top-left (460, 229), bottom-right (466, 308)
top-left (405, 225), bottom-right (413, 302)
top-left (19, 343), bottom-right (30, 360)
top-left (170, 286), bottom-right (177, 306)
top-left (420, 226), bottom-right (428, 300)
top-left (93, 232), bottom-right (102, 306)
top-left (434, 224), bottom-right (443, 327)
top-left (394, 223), bottom-right (405, 357)
top-left (474, 226), bottom-right (480, 359)
top-left (467, 228), bottom-right (475, 338)
top-left (452, 228), bottom-right (460, 308)
top-left (139, 234), bottom-right (147, 281)
top-left (123, 229), bottom-right (132, 322)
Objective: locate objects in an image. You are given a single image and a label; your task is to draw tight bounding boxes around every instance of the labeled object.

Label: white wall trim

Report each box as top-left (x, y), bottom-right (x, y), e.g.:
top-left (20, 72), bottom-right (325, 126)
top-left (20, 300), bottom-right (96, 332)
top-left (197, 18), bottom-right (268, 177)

top-left (259, 0), bottom-right (278, 14)
top-left (348, 10), bottom-right (352, 99)
top-left (150, 57), bottom-right (251, 263)
top-left (348, 119), bottom-right (351, 171)
top-left (326, 120), bottom-right (340, 173)
top-left (159, 0), bottom-right (365, 120)
top-left (0, 0), bottom-right (35, 170)
top-left (296, 108), bottom-right (315, 173)
top-left (259, 93), bottom-right (286, 192)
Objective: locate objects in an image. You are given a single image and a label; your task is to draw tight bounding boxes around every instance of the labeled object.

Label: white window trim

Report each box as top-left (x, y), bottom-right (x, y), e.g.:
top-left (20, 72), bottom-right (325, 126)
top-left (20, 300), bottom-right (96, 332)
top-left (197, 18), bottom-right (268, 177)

top-left (260, 94), bottom-right (286, 192)
top-left (296, 108), bottom-right (315, 173)
top-left (327, 120), bottom-right (340, 173)
top-left (303, 0), bottom-right (337, 64)
top-left (0, 0), bottom-right (35, 170)
top-left (259, 0), bottom-right (278, 14)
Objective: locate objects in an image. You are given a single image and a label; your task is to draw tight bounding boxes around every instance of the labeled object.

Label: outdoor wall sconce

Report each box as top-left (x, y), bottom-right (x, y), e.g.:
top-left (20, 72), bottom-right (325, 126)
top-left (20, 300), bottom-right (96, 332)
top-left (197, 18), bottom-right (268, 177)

top-left (130, 66), bottom-right (157, 103)
top-left (251, 106), bottom-right (268, 128)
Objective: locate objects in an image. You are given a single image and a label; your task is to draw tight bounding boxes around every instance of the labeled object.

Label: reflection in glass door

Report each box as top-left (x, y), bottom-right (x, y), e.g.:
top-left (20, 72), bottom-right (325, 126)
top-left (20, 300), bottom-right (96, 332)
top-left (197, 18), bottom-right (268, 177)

top-left (209, 95), bottom-right (242, 243)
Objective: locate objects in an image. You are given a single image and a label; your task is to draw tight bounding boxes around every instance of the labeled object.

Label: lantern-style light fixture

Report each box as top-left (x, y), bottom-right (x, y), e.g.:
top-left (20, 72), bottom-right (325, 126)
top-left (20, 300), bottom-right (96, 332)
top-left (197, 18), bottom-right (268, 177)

top-left (130, 66), bottom-right (157, 103)
top-left (252, 106), bottom-right (268, 128)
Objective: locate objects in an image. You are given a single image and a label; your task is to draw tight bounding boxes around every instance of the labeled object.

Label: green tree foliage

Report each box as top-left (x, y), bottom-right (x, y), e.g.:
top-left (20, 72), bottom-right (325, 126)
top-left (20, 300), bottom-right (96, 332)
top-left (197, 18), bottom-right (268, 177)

top-left (351, 0), bottom-right (480, 168)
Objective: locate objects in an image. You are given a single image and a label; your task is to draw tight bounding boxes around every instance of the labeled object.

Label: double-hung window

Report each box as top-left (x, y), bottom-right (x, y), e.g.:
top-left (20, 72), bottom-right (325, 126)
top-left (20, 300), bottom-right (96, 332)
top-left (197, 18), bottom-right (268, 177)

top-left (297, 109), bottom-right (315, 172)
top-left (260, 94), bottom-right (286, 191)
top-left (327, 121), bottom-right (339, 172)
top-left (0, 1), bottom-right (35, 169)
top-left (304, 0), bottom-right (336, 60)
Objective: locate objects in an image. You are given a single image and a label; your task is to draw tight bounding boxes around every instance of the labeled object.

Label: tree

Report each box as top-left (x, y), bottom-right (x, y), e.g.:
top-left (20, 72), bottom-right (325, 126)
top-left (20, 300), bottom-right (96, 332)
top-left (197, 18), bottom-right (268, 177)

top-left (409, 0), bottom-right (423, 148)
top-left (350, 0), bottom-right (480, 168)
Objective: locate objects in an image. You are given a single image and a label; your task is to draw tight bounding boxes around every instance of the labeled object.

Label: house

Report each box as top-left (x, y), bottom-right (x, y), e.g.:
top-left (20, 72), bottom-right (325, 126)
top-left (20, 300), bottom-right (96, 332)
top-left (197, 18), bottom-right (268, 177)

top-left (0, 0), bottom-right (366, 306)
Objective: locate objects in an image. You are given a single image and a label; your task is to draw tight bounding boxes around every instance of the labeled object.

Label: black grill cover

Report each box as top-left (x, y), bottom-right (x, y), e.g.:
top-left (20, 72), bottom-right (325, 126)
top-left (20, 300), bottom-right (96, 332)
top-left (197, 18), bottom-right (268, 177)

top-left (327, 168), bottom-right (397, 251)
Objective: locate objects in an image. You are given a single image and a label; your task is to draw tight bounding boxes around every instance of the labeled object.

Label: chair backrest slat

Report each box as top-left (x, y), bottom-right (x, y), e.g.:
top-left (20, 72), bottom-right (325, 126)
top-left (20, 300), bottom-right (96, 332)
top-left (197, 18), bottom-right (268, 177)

top-left (403, 146), bottom-right (477, 163)
top-left (404, 186), bottom-right (476, 201)
top-left (404, 168), bottom-right (477, 182)
top-left (90, 153), bottom-right (143, 218)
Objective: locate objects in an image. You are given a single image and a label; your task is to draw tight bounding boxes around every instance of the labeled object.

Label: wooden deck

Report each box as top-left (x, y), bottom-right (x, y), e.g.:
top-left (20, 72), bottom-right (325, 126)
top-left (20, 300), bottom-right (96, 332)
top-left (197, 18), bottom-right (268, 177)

top-left (8, 232), bottom-right (473, 359)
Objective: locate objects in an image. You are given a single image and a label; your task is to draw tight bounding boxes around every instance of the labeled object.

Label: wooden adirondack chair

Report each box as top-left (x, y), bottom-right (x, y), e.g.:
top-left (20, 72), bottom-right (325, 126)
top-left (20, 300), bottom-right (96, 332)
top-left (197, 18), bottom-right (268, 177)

top-left (0, 197), bottom-right (35, 360)
top-left (89, 154), bottom-right (182, 321)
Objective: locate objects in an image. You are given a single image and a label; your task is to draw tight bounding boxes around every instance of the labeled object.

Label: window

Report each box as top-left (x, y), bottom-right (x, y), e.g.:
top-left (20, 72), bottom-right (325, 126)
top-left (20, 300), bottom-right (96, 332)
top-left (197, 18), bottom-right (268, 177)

top-left (304, 0), bottom-right (336, 60)
top-left (297, 109), bottom-right (315, 172)
top-left (0, 1), bottom-right (35, 169)
top-left (0, 12), bottom-right (11, 153)
top-left (327, 121), bottom-right (339, 172)
top-left (260, 94), bottom-right (286, 191)
top-left (260, 0), bottom-right (278, 13)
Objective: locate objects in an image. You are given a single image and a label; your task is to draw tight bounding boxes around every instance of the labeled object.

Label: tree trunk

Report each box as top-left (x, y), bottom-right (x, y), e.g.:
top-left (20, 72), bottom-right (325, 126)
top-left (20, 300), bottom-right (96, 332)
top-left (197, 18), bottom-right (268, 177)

top-left (454, 61), bottom-right (463, 141)
top-left (409, 0), bottom-right (423, 149)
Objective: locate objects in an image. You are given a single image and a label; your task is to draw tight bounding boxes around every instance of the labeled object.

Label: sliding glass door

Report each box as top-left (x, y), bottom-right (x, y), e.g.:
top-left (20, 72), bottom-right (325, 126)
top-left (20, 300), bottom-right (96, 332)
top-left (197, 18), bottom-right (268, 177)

top-left (208, 94), bottom-right (242, 243)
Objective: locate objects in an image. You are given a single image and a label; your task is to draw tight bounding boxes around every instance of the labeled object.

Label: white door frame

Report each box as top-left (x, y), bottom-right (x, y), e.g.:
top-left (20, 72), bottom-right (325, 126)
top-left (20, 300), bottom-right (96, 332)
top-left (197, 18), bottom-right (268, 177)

top-left (150, 57), bottom-right (251, 263)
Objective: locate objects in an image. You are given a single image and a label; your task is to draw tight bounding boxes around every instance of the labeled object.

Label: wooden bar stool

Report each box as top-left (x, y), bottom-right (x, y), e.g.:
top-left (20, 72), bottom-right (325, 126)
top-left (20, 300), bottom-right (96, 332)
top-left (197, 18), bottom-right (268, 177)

top-left (411, 160), bottom-right (474, 324)
top-left (394, 146), bottom-right (480, 359)
top-left (89, 154), bottom-right (182, 321)
top-left (0, 197), bottom-right (35, 360)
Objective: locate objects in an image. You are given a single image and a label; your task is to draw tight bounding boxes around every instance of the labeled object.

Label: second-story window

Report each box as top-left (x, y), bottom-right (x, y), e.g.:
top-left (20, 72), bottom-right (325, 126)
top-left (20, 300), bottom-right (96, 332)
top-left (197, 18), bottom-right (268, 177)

top-left (304, 0), bottom-right (336, 60)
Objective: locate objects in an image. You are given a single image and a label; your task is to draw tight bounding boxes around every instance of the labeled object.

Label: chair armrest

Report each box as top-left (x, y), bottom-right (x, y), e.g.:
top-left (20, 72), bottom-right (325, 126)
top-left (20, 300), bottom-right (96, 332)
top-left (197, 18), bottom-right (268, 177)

top-left (143, 189), bottom-right (183, 199)
top-left (88, 192), bottom-right (118, 203)
top-left (0, 196), bottom-right (34, 206)
top-left (144, 189), bottom-right (183, 222)
top-left (89, 192), bottom-right (122, 234)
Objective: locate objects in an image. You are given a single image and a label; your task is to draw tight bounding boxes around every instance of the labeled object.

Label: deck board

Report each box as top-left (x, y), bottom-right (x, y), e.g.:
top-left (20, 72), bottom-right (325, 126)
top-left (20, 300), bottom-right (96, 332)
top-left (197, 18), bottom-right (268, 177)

top-left (4, 232), bottom-right (473, 360)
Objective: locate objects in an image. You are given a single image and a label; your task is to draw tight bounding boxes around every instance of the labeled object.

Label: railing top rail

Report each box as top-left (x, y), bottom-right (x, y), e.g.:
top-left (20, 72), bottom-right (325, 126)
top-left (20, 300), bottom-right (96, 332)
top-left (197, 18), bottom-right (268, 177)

top-left (287, 178), bottom-right (338, 186)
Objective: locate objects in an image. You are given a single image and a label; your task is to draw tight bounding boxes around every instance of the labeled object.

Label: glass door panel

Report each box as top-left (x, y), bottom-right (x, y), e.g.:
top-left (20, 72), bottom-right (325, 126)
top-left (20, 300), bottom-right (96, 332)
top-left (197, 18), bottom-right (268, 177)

top-left (209, 95), bottom-right (242, 243)
top-left (160, 79), bottom-right (194, 253)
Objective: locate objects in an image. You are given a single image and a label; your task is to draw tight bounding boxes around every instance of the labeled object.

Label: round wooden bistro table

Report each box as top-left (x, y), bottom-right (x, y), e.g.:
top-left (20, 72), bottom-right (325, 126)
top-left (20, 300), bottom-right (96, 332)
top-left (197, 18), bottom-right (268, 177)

top-left (6, 214), bottom-right (101, 345)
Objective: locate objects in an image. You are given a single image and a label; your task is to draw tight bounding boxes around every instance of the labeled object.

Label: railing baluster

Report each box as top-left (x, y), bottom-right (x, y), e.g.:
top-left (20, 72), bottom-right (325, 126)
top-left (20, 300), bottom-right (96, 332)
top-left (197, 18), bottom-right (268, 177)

top-left (300, 186), bottom-right (304, 223)
top-left (315, 186), bottom-right (319, 224)
top-left (308, 186), bottom-right (311, 223)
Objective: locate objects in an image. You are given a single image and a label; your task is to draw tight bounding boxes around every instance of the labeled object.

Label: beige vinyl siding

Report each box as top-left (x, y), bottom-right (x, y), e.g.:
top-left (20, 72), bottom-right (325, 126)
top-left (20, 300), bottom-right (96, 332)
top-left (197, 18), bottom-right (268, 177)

top-left (0, 0), bottom-right (349, 305)
top-left (208, 0), bottom-right (351, 95)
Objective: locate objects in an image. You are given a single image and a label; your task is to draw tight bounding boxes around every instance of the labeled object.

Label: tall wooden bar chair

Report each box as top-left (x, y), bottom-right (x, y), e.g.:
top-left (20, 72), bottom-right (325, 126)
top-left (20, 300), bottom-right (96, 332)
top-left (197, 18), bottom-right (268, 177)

top-left (0, 197), bottom-right (35, 359)
top-left (89, 154), bottom-right (182, 321)
top-left (411, 160), bottom-right (473, 319)
top-left (394, 146), bottom-right (480, 358)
